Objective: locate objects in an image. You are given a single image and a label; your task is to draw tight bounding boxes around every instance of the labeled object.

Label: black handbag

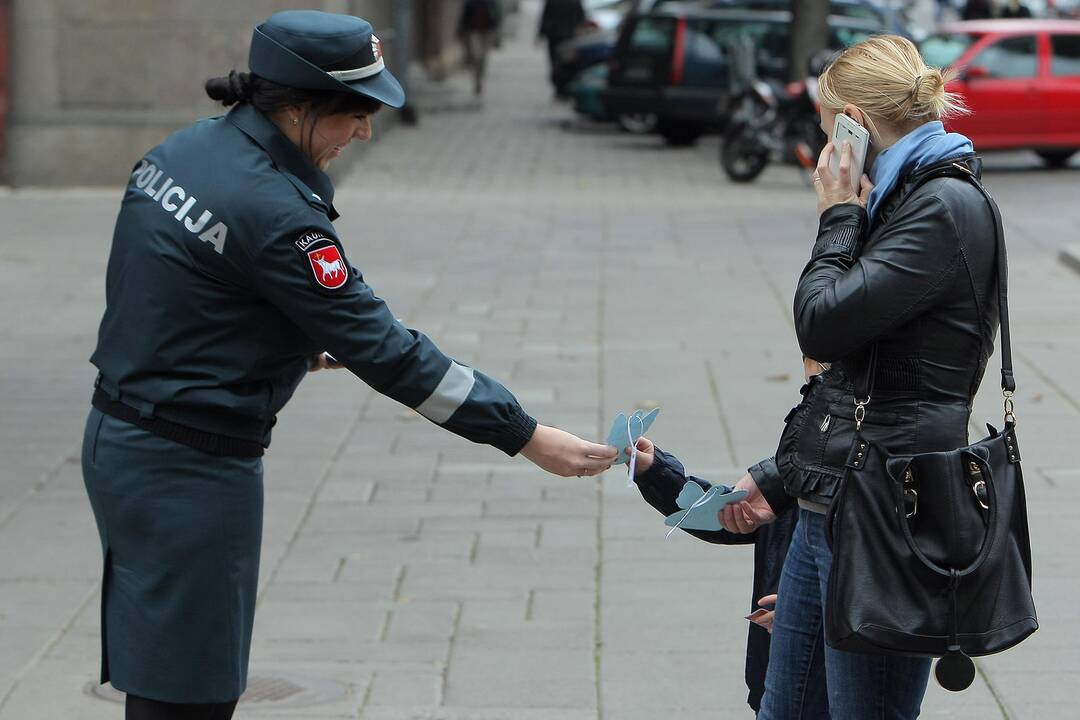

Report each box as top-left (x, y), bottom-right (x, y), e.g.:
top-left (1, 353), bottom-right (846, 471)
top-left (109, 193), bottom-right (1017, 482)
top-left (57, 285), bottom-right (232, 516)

top-left (823, 165), bottom-right (1038, 691)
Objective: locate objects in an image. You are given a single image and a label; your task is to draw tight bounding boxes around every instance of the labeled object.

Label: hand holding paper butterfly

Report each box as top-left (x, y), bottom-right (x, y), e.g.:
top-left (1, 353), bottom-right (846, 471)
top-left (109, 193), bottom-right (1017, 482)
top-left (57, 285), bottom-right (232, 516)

top-left (664, 480), bottom-right (748, 535)
top-left (718, 472), bottom-right (776, 533)
top-left (606, 409), bottom-right (660, 465)
top-left (605, 408), bottom-right (660, 484)
top-left (520, 425), bottom-right (618, 478)
top-left (631, 436), bottom-right (655, 476)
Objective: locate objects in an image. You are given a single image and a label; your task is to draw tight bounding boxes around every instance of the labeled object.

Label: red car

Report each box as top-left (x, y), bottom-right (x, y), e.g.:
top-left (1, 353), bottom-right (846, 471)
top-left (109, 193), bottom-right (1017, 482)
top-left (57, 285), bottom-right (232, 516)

top-left (920, 19), bottom-right (1080, 167)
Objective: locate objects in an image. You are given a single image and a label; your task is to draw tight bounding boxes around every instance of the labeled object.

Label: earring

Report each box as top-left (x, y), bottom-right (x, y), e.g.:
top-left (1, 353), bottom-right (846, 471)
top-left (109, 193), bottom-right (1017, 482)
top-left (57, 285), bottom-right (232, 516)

top-left (291, 117), bottom-right (298, 126)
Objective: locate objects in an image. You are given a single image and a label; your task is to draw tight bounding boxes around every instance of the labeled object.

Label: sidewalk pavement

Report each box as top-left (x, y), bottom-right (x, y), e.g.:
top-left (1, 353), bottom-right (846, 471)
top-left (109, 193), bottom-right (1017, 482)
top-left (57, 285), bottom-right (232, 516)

top-left (1061, 243), bottom-right (1080, 274)
top-left (1, 3), bottom-right (1079, 718)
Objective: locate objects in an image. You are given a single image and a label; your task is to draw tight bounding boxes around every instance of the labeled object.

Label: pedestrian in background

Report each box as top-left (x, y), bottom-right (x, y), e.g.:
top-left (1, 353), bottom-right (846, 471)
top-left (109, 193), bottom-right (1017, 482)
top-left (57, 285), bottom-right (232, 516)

top-left (460, 0), bottom-right (502, 96)
top-left (1001, 0), bottom-right (1034, 18)
top-left (82, 11), bottom-right (616, 719)
top-left (538, 0), bottom-right (585, 93)
top-left (962, 0), bottom-right (995, 19)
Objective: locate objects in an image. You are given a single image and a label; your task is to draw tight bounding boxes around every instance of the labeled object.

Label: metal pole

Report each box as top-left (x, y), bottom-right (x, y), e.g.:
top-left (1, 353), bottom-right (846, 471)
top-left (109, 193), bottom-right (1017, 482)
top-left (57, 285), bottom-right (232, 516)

top-left (0, 0), bottom-right (10, 177)
top-left (393, 0), bottom-right (419, 125)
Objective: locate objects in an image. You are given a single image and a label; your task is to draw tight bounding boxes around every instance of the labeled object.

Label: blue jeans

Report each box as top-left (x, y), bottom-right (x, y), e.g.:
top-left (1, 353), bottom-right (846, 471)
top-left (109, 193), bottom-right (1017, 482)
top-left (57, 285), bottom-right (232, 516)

top-left (757, 509), bottom-right (930, 720)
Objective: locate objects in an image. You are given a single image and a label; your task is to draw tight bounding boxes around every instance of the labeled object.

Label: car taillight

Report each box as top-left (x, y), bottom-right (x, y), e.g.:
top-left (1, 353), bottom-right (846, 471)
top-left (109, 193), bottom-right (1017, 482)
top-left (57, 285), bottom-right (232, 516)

top-left (671, 18), bottom-right (686, 85)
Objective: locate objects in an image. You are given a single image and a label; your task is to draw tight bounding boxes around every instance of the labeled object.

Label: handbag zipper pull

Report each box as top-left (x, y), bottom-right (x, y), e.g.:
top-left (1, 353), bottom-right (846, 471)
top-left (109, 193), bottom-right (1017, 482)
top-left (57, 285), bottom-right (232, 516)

top-left (902, 468), bottom-right (918, 518)
top-left (968, 461), bottom-right (990, 511)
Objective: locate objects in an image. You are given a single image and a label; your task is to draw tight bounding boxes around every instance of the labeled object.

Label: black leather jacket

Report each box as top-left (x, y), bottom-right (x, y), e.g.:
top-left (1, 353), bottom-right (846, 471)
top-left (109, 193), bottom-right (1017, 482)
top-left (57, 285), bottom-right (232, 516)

top-left (752, 154), bottom-right (1003, 512)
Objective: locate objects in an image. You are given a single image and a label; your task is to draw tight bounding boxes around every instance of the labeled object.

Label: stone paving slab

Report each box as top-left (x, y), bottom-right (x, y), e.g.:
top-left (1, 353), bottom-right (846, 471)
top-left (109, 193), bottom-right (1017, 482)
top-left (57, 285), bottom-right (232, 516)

top-left (1061, 243), bottom-right (1080, 274)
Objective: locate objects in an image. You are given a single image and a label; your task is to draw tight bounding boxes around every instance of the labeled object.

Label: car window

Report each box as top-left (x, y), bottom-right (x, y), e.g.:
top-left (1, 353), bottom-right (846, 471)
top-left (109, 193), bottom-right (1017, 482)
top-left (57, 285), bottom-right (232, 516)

top-left (1051, 34), bottom-right (1080, 77)
top-left (832, 5), bottom-right (881, 22)
top-left (920, 33), bottom-right (978, 69)
top-left (971, 35), bottom-right (1038, 78)
top-left (684, 22), bottom-right (725, 62)
top-left (706, 20), bottom-right (789, 64)
top-left (628, 17), bottom-right (674, 54)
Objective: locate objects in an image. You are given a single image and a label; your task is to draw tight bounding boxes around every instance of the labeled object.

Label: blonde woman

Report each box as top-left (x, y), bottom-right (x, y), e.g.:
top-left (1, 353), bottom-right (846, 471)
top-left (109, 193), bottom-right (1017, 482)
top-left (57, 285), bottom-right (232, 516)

top-left (695, 35), bottom-right (1003, 718)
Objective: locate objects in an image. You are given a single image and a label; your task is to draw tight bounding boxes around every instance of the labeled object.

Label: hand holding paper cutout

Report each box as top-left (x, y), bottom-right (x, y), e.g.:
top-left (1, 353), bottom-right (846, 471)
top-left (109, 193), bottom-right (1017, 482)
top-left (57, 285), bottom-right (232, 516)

top-left (664, 481), bottom-right (748, 532)
top-left (605, 408), bottom-right (660, 465)
top-left (520, 424), bottom-right (618, 478)
top-left (718, 473), bottom-right (777, 533)
top-left (630, 437), bottom-right (655, 476)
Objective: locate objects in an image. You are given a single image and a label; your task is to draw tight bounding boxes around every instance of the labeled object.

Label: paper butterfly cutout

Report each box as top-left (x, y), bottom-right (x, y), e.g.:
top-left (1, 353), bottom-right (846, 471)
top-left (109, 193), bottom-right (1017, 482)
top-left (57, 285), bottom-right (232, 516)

top-left (605, 408), bottom-right (660, 465)
top-left (664, 481), bottom-right (749, 533)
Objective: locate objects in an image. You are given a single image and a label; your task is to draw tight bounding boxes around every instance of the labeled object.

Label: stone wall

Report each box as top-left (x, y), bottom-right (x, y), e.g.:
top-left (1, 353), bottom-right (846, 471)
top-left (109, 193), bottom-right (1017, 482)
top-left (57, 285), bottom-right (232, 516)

top-left (417, 0), bottom-right (464, 80)
top-left (4, 0), bottom-right (406, 186)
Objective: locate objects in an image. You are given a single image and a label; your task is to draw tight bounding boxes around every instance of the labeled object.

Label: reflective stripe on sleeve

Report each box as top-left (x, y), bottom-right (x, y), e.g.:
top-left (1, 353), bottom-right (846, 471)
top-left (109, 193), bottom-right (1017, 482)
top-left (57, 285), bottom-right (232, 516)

top-left (415, 361), bottom-right (476, 424)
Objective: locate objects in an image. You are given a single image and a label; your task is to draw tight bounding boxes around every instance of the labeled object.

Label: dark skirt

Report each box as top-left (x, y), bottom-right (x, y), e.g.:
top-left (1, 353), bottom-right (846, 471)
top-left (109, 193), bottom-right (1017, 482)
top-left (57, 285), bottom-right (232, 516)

top-left (81, 408), bottom-right (263, 704)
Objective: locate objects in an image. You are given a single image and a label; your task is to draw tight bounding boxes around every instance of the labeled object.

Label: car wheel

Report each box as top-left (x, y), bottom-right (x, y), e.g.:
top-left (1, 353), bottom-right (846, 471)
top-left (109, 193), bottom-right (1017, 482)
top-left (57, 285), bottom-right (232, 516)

top-left (659, 120), bottom-right (703, 147)
top-left (617, 113), bottom-right (658, 134)
top-left (721, 124), bottom-right (769, 183)
top-left (1037, 150), bottom-right (1076, 169)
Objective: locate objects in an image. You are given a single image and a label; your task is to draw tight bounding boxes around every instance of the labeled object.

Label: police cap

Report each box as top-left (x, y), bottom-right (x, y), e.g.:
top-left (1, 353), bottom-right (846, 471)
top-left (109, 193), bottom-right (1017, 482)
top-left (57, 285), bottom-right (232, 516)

top-left (249, 10), bottom-right (405, 108)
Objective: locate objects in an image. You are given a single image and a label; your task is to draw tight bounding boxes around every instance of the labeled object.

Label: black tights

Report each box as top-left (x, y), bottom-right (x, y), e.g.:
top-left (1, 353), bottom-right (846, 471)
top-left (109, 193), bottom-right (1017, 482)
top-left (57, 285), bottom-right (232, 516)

top-left (125, 694), bottom-right (237, 720)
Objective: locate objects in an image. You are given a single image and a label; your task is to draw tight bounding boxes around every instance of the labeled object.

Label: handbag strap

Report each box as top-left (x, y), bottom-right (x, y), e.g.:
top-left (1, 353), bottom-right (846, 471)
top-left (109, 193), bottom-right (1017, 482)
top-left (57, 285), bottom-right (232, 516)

top-left (891, 450), bottom-right (1001, 580)
top-left (854, 161), bottom-right (1015, 417)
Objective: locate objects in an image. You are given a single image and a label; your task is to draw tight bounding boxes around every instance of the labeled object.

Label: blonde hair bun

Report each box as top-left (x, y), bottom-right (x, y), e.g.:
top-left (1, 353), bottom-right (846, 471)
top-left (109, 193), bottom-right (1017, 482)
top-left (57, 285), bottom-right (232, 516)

top-left (818, 35), bottom-right (968, 140)
top-left (912, 68), bottom-right (952, 118)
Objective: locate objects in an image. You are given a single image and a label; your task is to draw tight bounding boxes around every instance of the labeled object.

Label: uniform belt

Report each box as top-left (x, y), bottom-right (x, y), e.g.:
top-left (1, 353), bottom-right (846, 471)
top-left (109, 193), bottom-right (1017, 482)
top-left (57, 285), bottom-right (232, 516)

top-left (92, 387), bottom-right (266, 458)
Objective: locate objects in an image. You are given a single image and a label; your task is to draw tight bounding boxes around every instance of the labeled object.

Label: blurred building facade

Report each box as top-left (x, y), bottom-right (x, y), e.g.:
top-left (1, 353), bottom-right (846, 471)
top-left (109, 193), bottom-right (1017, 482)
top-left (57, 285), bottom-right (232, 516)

top-left (2, 0), bottom-right (473, 186)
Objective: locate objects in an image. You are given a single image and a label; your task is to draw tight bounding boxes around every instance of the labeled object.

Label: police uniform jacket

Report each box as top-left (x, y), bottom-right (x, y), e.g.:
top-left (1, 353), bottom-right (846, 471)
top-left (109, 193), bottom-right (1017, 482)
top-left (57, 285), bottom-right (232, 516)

top-left (91, 103), bottom-right (537, 456)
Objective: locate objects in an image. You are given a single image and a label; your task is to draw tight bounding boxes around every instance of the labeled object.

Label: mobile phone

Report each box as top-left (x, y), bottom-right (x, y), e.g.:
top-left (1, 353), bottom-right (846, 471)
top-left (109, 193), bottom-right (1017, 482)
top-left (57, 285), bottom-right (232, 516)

top-left (829, 113), bottom-right (870, 194)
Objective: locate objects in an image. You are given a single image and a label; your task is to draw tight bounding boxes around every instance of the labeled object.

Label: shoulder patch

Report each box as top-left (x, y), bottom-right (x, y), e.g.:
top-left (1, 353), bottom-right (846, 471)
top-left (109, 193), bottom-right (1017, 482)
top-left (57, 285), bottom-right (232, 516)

top-left (295, 231), bottom-right (349, 291)
top-left (295, 230), bottom-right (329, 252)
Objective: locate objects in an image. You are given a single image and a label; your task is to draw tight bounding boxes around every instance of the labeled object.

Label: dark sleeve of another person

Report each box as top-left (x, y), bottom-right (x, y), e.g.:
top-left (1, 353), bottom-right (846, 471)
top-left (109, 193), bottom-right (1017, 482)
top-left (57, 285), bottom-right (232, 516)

top-left (744, 503), bottom-right (798, 712)
top-left (632, 448), bottom-right (756, 546)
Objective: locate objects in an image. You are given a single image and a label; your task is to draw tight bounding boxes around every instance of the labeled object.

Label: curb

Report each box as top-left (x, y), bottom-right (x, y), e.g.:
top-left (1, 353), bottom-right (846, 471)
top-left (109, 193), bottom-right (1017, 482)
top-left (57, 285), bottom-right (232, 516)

top-left (1060, 244), bottom-right (1080, 275)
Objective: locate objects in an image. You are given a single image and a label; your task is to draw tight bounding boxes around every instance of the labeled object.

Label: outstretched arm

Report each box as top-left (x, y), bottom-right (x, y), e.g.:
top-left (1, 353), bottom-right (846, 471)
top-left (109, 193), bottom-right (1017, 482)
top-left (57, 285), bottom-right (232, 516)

top-left (254, 217), bottom-right (616, 474)
top-left (631, 438), bottom-right (755, 546)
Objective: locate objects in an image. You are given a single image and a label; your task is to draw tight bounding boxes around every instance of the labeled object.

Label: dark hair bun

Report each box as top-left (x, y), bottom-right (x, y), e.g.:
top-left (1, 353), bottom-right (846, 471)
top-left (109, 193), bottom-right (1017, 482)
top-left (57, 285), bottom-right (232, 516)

top-left (205, 70), bottom-right (253, 106)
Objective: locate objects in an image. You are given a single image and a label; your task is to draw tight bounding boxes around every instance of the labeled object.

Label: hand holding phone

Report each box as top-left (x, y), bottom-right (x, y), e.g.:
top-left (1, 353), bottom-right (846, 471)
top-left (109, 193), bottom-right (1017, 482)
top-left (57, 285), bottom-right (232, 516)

top-left (746, 593), bottom-right (778, 634)
top-left (828, 113), bottom-right (870, 194)
top-left (309, 352), bottom-right (344, 372)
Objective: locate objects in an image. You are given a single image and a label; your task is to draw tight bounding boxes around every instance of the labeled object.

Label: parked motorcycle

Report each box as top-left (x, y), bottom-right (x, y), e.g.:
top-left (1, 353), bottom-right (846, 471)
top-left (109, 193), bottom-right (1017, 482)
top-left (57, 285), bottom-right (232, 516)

top-left (720, 74), bottom-right (824, 183)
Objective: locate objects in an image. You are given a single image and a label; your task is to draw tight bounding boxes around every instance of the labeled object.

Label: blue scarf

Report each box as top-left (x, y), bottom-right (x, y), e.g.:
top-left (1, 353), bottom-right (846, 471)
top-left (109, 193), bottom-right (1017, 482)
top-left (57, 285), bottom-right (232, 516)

top-left (866, 121), bottom-right (973, 222)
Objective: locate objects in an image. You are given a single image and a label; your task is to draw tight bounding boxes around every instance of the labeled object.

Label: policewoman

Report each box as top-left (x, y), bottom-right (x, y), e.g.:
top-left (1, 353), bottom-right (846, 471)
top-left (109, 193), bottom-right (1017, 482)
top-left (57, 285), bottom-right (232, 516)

top-left (83, 11), bottom-right (617, 719)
